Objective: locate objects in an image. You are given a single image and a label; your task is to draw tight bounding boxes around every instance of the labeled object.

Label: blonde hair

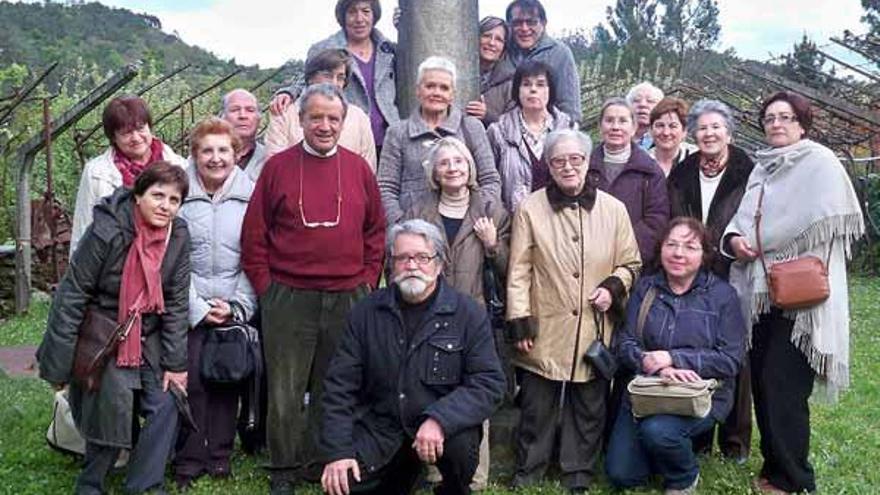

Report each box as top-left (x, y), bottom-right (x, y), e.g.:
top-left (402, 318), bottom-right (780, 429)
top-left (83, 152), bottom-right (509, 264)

top-left (423, 137), bottom-right (478, 191)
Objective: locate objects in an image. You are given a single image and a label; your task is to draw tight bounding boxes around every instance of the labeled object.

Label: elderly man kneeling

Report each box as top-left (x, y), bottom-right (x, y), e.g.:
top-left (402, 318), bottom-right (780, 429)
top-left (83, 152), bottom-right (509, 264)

top-left (320, 219), bottom-right (506, 495)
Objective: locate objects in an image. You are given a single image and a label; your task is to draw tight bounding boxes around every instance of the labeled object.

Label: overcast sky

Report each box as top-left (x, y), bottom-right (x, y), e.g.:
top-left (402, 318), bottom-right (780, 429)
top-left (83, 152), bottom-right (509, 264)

top-left (47, 1), bottom-right (873, 69)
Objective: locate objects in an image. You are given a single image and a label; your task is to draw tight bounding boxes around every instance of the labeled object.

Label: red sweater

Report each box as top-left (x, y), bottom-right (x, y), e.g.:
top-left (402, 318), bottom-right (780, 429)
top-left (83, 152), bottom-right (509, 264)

top-left (241, 144), bottom-right (386, 294)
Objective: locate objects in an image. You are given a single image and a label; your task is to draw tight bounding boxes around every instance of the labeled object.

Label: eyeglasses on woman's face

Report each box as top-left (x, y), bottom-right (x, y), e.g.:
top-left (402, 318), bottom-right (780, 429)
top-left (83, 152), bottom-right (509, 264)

top-left (762, 113), bottom-right (797, 126)
top-left (548, 153), bottom-right (586, 170)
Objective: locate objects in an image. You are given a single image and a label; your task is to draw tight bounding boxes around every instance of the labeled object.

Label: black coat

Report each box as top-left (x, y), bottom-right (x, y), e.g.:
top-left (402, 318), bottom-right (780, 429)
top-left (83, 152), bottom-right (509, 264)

top-left (667, 144), bottom-right (754, 278)
top-left (320, 279), bottom-right (505, 474)
top-left (37, 188), bottom-right (191, 447)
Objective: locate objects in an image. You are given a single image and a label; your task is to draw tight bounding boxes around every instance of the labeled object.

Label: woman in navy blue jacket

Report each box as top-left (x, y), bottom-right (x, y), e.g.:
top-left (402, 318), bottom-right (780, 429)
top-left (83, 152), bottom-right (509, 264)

top-left (605, 217), bottom-right (747, 495)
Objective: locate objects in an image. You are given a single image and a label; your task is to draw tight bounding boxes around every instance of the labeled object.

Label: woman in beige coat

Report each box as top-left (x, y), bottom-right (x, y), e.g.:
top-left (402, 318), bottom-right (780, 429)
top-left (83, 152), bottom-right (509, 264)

top-left (507, 129), bottom-right (642, 492)
top-left (402, 136), bottom-right (510, 491)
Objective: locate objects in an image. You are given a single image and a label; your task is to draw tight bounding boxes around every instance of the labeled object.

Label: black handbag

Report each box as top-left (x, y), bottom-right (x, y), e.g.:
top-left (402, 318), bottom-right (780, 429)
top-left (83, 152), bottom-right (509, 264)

top-left (584, 310), bottom-right (618, 381)
top-left (200, 317), bottom-right (261, 385)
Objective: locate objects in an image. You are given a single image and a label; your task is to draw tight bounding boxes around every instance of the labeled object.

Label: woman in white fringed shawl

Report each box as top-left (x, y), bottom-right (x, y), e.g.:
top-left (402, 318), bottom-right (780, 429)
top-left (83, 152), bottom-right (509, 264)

top-left (721, 91), bottom-right (864, 494)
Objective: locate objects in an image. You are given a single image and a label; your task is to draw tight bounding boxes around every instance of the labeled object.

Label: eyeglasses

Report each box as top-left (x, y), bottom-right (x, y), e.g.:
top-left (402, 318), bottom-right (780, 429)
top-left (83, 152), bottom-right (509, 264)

top-left (662, 241), bottom-right (703, 254)
top-left (298, 153), bottom-right (342, 229)
top-left (436, 156), bottom-right (469, 169)
top-left (391, 253), bottom-right (438, 266)
top-left (511, 18), bottom-right (540, 28)
top-left (548, 154), bottom-right (586, 170)
top-left (762, 113), bottom-right (798, 126)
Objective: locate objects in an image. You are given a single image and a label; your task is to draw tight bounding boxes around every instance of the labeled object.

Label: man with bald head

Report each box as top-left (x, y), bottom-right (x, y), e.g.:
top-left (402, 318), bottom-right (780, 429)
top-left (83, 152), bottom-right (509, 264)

top-left (221, 88), bottom-right (267, 181)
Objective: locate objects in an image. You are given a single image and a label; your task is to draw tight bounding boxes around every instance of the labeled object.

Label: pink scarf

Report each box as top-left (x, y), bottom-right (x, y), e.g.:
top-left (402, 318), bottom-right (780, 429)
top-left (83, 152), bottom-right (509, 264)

top-left (116, 206), bottom-right (170, 367)
top-left (113, 138), bottom-right (165, 187)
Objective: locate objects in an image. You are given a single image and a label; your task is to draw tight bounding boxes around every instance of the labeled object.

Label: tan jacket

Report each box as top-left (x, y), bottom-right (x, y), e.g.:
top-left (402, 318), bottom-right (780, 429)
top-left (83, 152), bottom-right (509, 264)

top-left (403, 192), bottom-right (510, 304)
top-left (506, 188), bottom-right (642, 382)
top-left (264, 101), bottom-right (377, 171)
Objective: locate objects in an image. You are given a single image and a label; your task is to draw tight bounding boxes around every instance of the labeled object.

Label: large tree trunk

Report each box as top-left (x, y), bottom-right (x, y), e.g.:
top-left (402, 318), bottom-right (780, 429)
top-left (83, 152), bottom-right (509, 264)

top-left (395, 0), bottom-right (479, 119)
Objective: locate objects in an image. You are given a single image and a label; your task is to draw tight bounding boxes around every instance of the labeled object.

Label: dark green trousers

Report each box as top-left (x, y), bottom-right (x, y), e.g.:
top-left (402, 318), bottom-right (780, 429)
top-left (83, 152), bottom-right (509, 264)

top-left (260, 282), bottom-right (365, 481)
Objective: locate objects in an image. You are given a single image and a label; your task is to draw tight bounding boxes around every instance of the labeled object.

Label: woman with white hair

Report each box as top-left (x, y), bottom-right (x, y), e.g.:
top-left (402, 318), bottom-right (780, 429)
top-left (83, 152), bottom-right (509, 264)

top-left (403, 136), bottom-right (510, 490)
top-left (377, 56), bottom-right (501, 224)
top-left (507, 129), bottom-right (641, 492)
top-left (627, 81), bottom-right (664, 150)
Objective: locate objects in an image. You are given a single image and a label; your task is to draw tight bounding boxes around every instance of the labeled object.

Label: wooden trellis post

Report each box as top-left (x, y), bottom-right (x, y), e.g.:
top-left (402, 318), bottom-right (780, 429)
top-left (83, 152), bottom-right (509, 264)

top-left (15, 64), bottom-right (139, 314)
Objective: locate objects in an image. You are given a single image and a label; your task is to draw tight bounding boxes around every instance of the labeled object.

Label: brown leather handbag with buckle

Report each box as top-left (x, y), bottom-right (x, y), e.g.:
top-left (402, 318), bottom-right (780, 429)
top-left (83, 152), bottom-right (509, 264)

top-left (754, 185), bottom-right (831, 310)
top-left (72, 308), bottom-right (137, 392)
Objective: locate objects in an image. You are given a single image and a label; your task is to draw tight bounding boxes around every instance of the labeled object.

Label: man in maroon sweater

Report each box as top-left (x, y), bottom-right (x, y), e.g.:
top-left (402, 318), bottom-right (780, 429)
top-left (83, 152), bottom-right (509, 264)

top-left (241, 82), bottom-right (386, 494)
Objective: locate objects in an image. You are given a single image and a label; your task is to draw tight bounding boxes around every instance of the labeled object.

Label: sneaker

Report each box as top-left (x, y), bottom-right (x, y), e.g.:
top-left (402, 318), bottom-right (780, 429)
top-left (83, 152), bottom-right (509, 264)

top-left (665, 473), bottom-right (699, 495)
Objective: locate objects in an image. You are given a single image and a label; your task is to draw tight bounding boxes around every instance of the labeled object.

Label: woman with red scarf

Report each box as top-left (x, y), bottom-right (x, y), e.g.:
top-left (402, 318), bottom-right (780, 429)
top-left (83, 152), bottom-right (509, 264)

top-left (38, 162), bottom-right (191, 494)
top-left (70, 95), bottom-right (187, 255)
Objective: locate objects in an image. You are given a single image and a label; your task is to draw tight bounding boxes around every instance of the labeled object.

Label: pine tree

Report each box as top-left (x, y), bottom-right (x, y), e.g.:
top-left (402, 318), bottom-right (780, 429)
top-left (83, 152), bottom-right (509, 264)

top-left (658, 0), bottom-right (721, 76)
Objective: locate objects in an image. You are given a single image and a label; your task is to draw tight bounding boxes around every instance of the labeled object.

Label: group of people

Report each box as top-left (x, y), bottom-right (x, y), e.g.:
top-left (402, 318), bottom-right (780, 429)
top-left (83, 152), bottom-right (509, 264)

top-left (35, 1), bottom-right (865, 495)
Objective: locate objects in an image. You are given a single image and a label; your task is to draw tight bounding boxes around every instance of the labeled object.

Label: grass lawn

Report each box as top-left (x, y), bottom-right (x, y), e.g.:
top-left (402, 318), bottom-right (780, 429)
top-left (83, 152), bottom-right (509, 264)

top-left (1, 277), bottom-right (878, 494)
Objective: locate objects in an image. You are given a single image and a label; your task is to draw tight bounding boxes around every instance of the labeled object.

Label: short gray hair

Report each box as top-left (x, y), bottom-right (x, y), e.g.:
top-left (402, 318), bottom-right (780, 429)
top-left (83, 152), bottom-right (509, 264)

top-left (423, 137), bottom-right (478, 191)
top-left (387, 219), bottom-right (447, 266)
top-left (598, 97), bottom-right (636, 125)
top-left (417, 56), bottom-right (457, 89)
top-left (686, 99), bottom-right (735, 139)
top-left (543, 129), bottom-right (593, 163)
top-left (221, 88), bottom-right (260, 117)
top-left (626, 81), bottom-right (664, 104)
top-left (298, 82), bottom-right (348, 121)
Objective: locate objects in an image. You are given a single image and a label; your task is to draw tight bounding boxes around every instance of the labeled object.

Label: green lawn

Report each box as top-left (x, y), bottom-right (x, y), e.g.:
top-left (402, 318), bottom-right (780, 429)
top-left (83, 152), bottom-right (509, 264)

top-left (1, 277), bottom-right (878, 494)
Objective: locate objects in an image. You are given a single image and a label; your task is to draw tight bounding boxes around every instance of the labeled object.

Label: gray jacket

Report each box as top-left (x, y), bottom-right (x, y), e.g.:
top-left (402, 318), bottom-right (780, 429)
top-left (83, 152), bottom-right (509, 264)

top-left (487, 107), bottom-right (575, 212)
top-left (242, 141), bottom-right (268, 182)
top-left (179, 164), bottom-right (257, 327)
top-left (508, 34), bottom-right (581, 123)
top-left (377, 106), bottom-right (501, 224)
top-left (481, 56), bottom-right (516, 126)
top-left (300, 29), bottom-right (400, 126)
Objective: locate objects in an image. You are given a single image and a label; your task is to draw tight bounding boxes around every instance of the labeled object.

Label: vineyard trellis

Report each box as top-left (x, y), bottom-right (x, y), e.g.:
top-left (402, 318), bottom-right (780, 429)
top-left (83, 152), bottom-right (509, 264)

top-left (4, 31), bottom-right (880, 313)
top-left (4, 59), bottom-right (301, 314)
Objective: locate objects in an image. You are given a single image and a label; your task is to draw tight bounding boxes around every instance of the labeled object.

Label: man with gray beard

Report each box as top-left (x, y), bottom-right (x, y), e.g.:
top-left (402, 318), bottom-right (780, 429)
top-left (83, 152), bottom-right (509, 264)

top-left (320, 219), bottom-right (505, 495)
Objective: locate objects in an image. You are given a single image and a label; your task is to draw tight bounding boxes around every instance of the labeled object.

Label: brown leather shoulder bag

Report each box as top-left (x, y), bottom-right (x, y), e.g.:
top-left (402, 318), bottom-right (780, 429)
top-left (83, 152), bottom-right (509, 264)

top-left (72, 308), bottom-right (136, 392)
top-left (754, 185), bottom-right (831, 310)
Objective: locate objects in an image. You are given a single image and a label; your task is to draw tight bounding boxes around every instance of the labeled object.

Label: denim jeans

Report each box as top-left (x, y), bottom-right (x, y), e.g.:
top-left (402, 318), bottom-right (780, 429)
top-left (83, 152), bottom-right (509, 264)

top-left (605, 401), bottom-right (715, 490)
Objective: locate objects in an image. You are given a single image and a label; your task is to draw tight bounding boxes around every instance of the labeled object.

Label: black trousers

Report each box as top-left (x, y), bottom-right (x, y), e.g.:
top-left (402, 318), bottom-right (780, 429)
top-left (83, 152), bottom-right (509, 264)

top-left (751, 310), bottom-right (816, 493)
top-left (513, 370), bottom-right (607, 490)
top-left (352, 426), bottom-right (481, 495)
top-left (174, 326), bottom-right (239, 478)
top-left (692, 359), bottom-right (753, 458)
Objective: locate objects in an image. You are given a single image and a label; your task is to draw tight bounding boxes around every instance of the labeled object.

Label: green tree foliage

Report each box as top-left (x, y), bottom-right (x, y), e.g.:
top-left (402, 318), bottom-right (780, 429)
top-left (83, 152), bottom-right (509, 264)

top-left (582, 0), bottom-right (724, 79)
top-left (779, 34), bottom-right (837, 91)
top-left (0, 2), bottom-right (298, 244)
top-left (658, 0), bottom-right (721, 75)
top-left (862, 0), bottom-right (880, 34)
top-left (0, 1), bottom-right (248, 93)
